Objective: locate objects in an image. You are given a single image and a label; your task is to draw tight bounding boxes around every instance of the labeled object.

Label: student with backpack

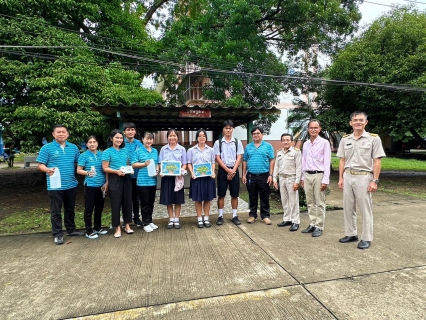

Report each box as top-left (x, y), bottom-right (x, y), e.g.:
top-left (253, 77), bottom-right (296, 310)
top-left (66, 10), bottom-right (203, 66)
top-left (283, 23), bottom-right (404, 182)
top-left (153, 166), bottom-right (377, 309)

top-left (213, 120), bottom-right (244, 225)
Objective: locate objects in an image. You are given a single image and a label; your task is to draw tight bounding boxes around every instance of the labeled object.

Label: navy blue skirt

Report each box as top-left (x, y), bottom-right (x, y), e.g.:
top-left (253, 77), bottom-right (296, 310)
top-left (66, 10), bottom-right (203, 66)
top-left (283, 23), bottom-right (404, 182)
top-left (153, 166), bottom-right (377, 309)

top-left (189, 177), bottom-right (216, 202)
top-left (159, 176), bottom-right (185, 205)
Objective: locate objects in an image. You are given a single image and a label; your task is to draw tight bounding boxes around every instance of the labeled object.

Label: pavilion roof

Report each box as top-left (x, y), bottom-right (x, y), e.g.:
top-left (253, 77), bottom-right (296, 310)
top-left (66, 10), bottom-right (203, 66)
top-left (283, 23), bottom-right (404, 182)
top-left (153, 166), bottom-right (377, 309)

top-left (90, 103), bottom-right (280, 132)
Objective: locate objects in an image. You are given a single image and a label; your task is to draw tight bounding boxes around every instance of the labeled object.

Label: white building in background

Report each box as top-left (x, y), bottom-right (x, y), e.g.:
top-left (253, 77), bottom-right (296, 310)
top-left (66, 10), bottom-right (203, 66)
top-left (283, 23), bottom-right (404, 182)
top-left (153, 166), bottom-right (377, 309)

top-left (232, 92), bottom-right (300, 150)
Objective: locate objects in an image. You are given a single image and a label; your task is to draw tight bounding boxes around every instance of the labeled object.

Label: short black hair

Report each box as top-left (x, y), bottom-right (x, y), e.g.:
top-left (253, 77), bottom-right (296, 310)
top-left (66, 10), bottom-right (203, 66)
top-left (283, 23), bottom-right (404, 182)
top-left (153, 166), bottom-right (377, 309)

top-left (281, 133), bottom-right (293, 141)
top-left (85, 135), bottom-right (98, 143)
top-left (223, 120), bottom-right (234, 128)
top-left (166, 129), bottom-right (179, 139)
top-left (143, 132), bottom-right (154, 140)
top-left (195, 128), bottom-right (208, 141)
top-left (123, 122), bottom-right (136, 130)
top-left (251, 126), bottom-right (264, 134)
top-left (52, 124), bottom-right (68, 132)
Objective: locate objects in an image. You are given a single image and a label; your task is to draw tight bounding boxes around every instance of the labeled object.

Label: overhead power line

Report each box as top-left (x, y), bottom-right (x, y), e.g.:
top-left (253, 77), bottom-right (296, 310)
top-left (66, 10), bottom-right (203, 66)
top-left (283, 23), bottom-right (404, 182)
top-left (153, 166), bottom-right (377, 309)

top-left (1, 45), bottom-right (426, 93)
top-left (364, 0), bottom-right (426, 12)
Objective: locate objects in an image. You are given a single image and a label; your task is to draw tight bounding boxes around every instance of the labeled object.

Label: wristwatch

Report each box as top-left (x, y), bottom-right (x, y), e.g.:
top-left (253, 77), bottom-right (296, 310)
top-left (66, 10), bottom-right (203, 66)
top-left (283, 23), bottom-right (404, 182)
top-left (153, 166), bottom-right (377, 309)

top-left (372, 179), bottom-right (379, 184)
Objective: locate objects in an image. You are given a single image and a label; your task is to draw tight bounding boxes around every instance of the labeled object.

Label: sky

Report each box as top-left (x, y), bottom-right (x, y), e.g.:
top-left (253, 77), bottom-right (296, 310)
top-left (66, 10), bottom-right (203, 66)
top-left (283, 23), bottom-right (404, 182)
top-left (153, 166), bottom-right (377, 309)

top-left (143, 1), bottom-right (426, 89)
top-left (359, 0), bottom-right (426, 26)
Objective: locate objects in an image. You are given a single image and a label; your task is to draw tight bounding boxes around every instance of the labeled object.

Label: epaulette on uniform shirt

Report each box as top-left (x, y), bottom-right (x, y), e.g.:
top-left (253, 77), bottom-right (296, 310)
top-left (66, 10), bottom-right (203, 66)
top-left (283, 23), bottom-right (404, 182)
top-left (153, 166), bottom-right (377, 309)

top-left (294, 147), bottom-right (300, 151)
top-left (343, 134), bottom-right (350, 138)
top-left (369, 133), bottom-right (378, 137)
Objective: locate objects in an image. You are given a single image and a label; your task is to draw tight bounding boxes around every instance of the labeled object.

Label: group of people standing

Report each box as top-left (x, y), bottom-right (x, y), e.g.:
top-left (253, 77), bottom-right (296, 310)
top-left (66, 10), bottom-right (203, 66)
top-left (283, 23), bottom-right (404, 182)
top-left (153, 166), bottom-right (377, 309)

top-left (271, 112), bottom-right (385, 250)
top-left (36, 122), bottom-right (229, 244)
top-left (37, 111), bottom-right (385, 250)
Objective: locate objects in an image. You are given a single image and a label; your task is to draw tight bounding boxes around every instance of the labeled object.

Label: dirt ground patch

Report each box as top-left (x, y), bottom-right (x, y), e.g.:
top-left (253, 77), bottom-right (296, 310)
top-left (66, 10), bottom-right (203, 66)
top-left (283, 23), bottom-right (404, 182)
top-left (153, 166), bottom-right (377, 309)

top-left (0, 168), bottom-right (86, 221)
top-left (0, 168), bottom-right (425, 222)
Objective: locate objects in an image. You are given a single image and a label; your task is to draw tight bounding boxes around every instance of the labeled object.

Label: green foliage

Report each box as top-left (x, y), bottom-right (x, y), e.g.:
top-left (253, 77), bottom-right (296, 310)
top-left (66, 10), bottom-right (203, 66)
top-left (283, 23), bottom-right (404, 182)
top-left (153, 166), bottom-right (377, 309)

top-left (0, 10), bottom-right (164, 152)
top-left (0, 0), bottom-right (363, 147)
top-left (157, 0), bottom-right (362, 130)
top-left (321, 7), bottom-right (426, 140)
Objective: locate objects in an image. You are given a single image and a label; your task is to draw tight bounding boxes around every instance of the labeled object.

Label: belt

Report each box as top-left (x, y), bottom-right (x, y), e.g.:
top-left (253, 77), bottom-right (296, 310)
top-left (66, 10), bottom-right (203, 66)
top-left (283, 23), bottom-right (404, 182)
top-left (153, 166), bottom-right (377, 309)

top-left (305, 171), bottom-right (324, 174)
top-left (279, 174), bottom-right (295, 178)
top-left (248, 172), bottom-right (269, 176)
top-left (346, 170), bottom-right (370, 175)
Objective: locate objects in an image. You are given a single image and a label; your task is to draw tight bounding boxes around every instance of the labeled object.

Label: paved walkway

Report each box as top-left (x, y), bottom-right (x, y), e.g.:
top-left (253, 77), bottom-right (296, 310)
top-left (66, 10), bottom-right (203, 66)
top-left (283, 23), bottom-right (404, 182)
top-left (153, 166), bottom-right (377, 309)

top-left (1, 179), bottom-right (425, 319)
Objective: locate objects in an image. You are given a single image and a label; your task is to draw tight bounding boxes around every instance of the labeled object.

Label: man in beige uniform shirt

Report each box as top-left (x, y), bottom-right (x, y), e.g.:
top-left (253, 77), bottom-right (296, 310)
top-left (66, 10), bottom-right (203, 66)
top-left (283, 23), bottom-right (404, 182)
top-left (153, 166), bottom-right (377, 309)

top-left (273, 133), bottom-right (302, 231)
top-left (337, 111), bottom-right (386, 250)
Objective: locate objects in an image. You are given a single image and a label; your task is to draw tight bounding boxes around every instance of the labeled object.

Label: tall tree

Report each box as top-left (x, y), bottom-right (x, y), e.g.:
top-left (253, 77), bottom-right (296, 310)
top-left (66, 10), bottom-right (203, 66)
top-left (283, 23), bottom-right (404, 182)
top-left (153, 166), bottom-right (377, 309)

top-left (155, 0), bottom-right (362, 133)
top-left (0, 3), bottom-right (163, 151)
top-left (321, 7), bottom-right (426, 144)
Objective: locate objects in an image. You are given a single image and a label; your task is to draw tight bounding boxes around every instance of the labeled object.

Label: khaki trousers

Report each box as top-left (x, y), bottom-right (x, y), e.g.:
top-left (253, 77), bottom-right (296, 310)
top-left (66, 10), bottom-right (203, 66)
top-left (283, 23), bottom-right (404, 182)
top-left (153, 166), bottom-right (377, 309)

top-left (278, 176), bottom-right (300, 223)
top-left (304, 173), bottom-right (326, 230)
top-left (343, 171), bottom-right (374, 241)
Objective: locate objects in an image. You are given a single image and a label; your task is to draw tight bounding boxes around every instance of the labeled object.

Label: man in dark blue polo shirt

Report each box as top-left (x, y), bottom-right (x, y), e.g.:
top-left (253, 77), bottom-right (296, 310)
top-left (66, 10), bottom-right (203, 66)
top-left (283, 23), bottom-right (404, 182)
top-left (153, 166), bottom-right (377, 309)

top-left (37, 124), bottom-right (83, 245)
top-left (242, 127), bottom-right (275, 225)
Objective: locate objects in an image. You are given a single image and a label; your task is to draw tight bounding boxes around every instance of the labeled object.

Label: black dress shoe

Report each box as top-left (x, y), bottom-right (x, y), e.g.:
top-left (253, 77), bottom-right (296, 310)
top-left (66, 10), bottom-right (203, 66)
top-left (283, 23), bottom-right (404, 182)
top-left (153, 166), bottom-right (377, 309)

top-left (289, 223), bottom-right (299, 231)
top-left (216, 216), bottom-right (224, 225)
top-left (231, 216), bottom-right (241, 225)
top-left (339, 236), bottom-right (359, 243)
top-left (357, 240), bottom-right (371, 249)
top-left (301, 225), bottom-right (315, 233)
top-left (312, 227), bottom-right (322, 237)
top-left (277, 221), bottom-right (292, 227)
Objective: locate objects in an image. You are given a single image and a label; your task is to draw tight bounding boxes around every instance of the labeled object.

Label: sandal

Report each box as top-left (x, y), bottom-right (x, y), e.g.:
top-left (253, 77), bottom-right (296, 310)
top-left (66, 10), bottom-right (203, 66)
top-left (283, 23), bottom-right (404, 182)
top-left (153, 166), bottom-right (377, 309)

top-left (174, 222), bottom-right (181, 229)
top-left (167, 221), bottom-right (174, 229)
top-left (114, 232), bottom-right (121, 238)
top-left (198, 221), bottom-right (204, 228)
top-left (125, 229), bottom-right (134, 234)
top-left (204, 220), bottom-right (211, 228)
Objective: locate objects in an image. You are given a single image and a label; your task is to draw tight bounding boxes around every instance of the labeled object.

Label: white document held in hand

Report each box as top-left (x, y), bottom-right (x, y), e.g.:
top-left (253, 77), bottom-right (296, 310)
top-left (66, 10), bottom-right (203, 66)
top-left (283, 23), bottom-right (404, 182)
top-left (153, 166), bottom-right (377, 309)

top-left (50, 168), bottom-right (62, 189)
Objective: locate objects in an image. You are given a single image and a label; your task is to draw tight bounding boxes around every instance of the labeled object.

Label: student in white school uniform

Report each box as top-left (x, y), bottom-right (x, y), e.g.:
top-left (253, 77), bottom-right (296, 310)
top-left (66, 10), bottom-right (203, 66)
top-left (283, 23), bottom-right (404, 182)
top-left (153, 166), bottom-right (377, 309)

top-left (159, 129), bottom-right (187, 229)
top-left (187, 129), bottom-right (216, 228)
top-left (213, 120), bottom-right (244, 225)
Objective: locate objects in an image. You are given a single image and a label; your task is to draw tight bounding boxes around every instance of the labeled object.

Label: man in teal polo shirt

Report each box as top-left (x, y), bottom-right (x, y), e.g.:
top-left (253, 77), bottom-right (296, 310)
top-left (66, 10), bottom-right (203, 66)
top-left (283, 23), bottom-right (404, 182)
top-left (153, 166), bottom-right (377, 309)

top-left (37, 124), bottom-right (83, 245)
top-left (242, 126), bottom-right (275, 225)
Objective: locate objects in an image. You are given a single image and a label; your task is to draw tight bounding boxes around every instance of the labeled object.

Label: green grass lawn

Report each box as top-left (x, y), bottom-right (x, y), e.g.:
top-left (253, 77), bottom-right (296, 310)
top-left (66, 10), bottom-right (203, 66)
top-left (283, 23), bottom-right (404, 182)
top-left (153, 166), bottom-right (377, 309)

top-left (0, 205), bottom-right (112, 235)
top-left (331, 153), bottom-right (426, 171)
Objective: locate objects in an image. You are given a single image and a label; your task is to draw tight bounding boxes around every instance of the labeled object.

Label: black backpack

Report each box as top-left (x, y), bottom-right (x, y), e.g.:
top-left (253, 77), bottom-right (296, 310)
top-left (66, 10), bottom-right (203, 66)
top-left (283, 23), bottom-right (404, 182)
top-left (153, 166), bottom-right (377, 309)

top-left (219, 138), bottom-right (238, 157)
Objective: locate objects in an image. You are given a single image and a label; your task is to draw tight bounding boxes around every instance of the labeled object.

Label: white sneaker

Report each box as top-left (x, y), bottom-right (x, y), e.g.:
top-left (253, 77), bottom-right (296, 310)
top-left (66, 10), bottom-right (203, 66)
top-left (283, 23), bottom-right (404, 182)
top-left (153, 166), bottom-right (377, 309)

top-left (85, 232), bottom-right (99, 239)
top-left (149, 223), bottom-right (158, 230)
top-left (143, 225), bottom-right (154, 233)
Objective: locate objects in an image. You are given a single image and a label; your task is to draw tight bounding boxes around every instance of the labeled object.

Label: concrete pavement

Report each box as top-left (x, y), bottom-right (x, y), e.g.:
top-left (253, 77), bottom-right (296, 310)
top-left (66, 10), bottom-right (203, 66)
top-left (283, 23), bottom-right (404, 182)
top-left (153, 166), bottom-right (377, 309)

top-left (0, 181), bottom-right (425, 319)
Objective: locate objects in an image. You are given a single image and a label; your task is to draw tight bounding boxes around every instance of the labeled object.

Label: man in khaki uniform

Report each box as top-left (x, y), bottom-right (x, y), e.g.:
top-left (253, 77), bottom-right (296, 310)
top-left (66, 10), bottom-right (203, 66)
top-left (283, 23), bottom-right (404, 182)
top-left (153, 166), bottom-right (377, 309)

top-left (273, 133), bottom-right (302, 231)
top-left (337, 111), bottom-right (386, 250)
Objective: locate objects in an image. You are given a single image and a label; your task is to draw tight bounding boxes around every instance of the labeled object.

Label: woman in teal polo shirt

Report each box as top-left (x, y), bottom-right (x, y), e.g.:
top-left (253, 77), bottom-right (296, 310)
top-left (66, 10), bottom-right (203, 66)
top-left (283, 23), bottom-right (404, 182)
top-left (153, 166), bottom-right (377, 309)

top-left (102, 129), bottom-right (134, 238)
top-left (77, 136), bottom-right (109, 239)
top-left (132, 132), bottom-right (159, 233)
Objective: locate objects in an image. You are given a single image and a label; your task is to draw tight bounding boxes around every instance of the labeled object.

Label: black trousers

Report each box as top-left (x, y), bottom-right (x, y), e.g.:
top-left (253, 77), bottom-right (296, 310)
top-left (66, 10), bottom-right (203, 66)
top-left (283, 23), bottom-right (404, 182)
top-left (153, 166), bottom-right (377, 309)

top-left (109, 174), bottom-right (132, 228)
top-left (131, 178), bottom-right (140, 220)
top-left (246, 172), bottom-right (270, 219)
top-left (84, 185), bottom-right (105, 234)
top-left (138, 185), bottom-right (156, 225)
top-left (48, 187), bottom-right (77, 236)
